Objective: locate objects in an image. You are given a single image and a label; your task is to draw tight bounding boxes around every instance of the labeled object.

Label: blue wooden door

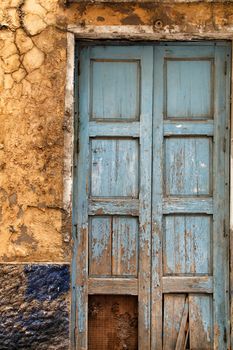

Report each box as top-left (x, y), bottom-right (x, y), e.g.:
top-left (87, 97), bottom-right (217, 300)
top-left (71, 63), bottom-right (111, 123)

top-left (74, 43), bottom-right (231, 349)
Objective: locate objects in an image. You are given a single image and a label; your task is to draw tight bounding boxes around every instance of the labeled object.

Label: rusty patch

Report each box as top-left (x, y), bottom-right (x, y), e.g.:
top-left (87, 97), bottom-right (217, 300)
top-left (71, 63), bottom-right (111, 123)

top-left (97, 16), bottom-right (105, 22)
top-left (121, 14), bottom-right (144, 25)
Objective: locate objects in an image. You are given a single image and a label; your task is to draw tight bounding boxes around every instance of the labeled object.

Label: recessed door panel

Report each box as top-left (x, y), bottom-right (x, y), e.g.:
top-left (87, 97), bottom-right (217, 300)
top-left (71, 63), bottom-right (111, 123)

top-left (165, 59), bottom-right (213, 119)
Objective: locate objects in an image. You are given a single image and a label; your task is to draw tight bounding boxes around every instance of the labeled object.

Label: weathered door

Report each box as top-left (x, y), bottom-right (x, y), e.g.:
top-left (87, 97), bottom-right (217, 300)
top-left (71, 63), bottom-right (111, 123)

top-left (74, 43), bottom-right (231, 350)
top-left (151, 44), bottom-right (231, 350)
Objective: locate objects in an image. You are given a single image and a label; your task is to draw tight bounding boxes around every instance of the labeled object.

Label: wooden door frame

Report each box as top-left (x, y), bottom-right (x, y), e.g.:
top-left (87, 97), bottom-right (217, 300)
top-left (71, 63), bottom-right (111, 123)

top-left (63, 26), bottom-right (233, 349)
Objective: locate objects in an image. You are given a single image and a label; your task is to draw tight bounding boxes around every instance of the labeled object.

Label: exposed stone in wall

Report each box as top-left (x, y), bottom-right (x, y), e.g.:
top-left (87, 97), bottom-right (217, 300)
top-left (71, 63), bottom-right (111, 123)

top-left (0, 264), bottom-right (70, 349)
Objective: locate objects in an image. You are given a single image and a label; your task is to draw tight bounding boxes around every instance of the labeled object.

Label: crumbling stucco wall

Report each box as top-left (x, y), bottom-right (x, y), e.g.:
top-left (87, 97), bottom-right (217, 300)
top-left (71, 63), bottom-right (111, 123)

top-left (1, 0), bottom-right (233, 348)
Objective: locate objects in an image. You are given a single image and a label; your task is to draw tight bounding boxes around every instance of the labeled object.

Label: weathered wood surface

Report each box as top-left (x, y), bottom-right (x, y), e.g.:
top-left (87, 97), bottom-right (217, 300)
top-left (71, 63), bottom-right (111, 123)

top-left (163, 294), bottom-right (186, 350)
top-left (189, 295), bottom-right (213, 349)
top-left (164, 120), bottom-right (214, 136)
top-left (88, 199), bottom-right (139, 216)
top-left (163, 215), bottom-right (212, 275)
top-left (212, 44), bottom-right (230, 350)
top-left (162, 276), bottom-right (213, 293)
top-left (77, 45), bottom-right (153, 349)
top-left (89, 121), bottom-right (140, 138)
top-left (175, 297), bottom-right (189, 350)
top-left (163, 198), bottom-right (213, 214)
top-left (89, 216), bottom-right (138, 277)
top-left (151, 43), bottom-right (230, 349)
top-left (88, 278), bottom-right (138, 295)
top-left (75, 43), bottom-right (230, 349)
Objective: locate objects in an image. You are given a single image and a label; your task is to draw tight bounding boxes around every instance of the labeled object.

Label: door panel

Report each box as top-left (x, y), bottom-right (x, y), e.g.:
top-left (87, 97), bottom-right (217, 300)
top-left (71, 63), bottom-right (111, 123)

top-left (91, 60), bottom-right (140, 120)
top-left (90, 138), bottom-right (139, 197)
top-left (163, 215), bottom-right (212, 275)
top-left (74, 43), bottom-right (230, 349)
top-left (165, 58), bottom-right (213, 119)
top-left (89, 216), bottom-right (138, 277)
top-left (164, 137), bottom-right (212, 196)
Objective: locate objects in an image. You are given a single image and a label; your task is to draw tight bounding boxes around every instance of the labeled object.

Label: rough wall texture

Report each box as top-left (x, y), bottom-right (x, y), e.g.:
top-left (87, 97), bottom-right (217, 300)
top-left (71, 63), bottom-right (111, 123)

top-left (0, 264), bottom-right (70, 349)
top-left (1, 0), bottom-right (233, 264)
top-left (0, 0), bottom-right (233, 349)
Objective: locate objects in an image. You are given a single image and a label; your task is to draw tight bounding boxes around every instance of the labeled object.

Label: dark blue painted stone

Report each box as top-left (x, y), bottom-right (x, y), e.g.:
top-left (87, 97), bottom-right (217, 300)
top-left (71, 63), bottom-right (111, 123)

top-left (0, 264), bottom-right (70, 350)
top-left (24, 265), bottom-right (70, 301)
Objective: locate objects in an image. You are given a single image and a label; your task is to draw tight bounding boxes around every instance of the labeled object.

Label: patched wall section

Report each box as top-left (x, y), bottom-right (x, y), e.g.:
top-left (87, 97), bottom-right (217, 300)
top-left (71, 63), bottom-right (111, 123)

top-left (0, 0), bottom-right (233, 349)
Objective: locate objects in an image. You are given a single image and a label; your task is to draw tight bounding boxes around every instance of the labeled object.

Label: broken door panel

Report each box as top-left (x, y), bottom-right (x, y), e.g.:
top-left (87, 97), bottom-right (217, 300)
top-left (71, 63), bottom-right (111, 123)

top-left (163, 294), bottom-right (186, 350)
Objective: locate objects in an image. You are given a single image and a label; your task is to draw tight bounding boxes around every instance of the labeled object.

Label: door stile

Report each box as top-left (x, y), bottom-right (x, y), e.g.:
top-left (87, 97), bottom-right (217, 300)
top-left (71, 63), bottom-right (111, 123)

top-left (75, 46), bottom-right (90, 350)
top-left (151, 46), bottom-right (164, 350)
top-left (138, 46), bottom-right (153, 349)
top-left (213, 45), bottom-right (231, 350)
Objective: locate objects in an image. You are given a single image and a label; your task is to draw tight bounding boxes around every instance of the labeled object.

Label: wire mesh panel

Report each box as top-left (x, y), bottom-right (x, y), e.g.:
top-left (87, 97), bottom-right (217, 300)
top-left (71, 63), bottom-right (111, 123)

top-left (88, 295), bottom-right (138, 350)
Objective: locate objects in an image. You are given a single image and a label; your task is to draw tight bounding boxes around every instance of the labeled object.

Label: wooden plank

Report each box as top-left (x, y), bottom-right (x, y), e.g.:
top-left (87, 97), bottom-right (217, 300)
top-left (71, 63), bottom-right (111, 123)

top-left (90, 59), bottom-right (140, 121)
top-left (212, 45), bottom-right (230, 349)
top-left (162, 276), bottom-right (213, 293)
top-left (163, 215), bottom-right (212, 275)
top-left (229, 41), bottom-right (233, 350)
top-left (189, 295), bottom-right (213, 349)
top-left (163, 197), bottom-right (213, 214)
top-left (70, 26), bottom-right (233, 41)
top-left (75, 46), bottom-right (90, 349)
top-left (138, 46), bottom-right (153, 349)
top-left (224, 45), bottom-right (231, 350)
top-left (68, 32), bottom-right (76, 350)
top-left (89, 121), bottom-right (140, 138)
top-left (175, 297), bottom-right (189, 350)
top-left (88, 278), bottom-right (138, 295)
top-left (88, 199), bottom-right (139, 216)
top-left (164, 137), bottom-right (212, 196)
top-left (151, 46), bottom-right (164, 350)
top-left (163, 294), bottom-right (186, 350)
top-left (112, 217), bottom-right (138, 276)
top-left (165, 58), bottom-right (213, 119)
top-left (89, 217), bottom-right (112, 277)
top-left (164, 121), bottom-right (214, 136)
top-left (90, 138), bottom-right (139, 197)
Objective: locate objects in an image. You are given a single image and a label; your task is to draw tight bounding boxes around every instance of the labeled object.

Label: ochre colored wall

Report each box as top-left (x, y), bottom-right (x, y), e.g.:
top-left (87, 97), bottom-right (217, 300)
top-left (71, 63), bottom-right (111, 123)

top-left (0, 1), bottom-right (233, 348)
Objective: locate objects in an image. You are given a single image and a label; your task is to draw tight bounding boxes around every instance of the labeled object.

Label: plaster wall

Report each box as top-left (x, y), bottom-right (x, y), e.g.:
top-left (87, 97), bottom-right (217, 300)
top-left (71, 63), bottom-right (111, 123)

top-left (1, 0), bottom-right (233, 348)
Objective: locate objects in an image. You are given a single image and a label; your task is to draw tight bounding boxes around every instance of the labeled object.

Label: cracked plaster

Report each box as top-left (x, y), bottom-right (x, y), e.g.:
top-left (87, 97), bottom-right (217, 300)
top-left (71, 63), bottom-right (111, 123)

top-left (0, 0), bottom-right (233, 264)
